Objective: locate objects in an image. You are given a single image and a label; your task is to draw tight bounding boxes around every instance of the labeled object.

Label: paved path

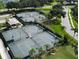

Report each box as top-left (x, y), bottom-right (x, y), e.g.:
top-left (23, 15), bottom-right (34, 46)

top-left (0, 39), bottom-right (11, 59)
top-left (61, 6), bottom-right (78, 40)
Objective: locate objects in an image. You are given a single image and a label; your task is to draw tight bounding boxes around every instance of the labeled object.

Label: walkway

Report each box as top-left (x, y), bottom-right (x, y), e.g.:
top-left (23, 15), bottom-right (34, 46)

top-left (61, 6), bottom-right (78, 40)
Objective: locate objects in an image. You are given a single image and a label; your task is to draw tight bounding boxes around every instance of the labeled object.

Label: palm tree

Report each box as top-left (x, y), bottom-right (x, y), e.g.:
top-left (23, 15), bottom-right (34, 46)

top-left (47, 13), bottom-right (53, 24)
top-left (39, 47), bottom-right (44, 55)
top-left (44, 44), bottom-right (50, 51)
top-left (44, 44), bottom-right (50, 56)
top-left (37, 47), bottom-right (44, 59)
top-left (29, 48), bottom-right (36, 59)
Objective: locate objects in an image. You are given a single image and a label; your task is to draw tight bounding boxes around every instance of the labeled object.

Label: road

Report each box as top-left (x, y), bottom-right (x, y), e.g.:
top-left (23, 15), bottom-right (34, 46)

top-left (61, 6), bottom-right (78, 40)
top-left (0, 39), bottom-right (11, 59)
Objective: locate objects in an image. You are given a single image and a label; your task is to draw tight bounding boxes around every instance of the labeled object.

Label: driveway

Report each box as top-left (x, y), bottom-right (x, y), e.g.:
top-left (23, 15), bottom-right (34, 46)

top-left (61, 6), bottom-right (78, 40)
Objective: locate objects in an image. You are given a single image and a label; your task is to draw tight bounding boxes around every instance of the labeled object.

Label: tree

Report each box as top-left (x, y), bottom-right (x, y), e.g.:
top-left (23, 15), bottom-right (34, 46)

top-left (0, 1), bottom-right (6, 9)
top-left (50, 4), bottom-right (66, 19)
top-left (29, 48), bottom-right (36, 59)
top-left (37, 47), bottom-right (44, 59)
top-left (59, 0), bottom-right (64, 4)
top-left (38, 0), bottom-right (53, 4)
top-left (19, 0), bottom-right (41, 7)
top-left (6, 2), bottom-right (19, 9)
top-left (44, 44), bottom-right (50, 51)
top-left (47, 13), bottom-right (53, 24)
top-left (71, 5), bottom-right (78, 22)
top-left (39, 47), bottom-right (44, 55)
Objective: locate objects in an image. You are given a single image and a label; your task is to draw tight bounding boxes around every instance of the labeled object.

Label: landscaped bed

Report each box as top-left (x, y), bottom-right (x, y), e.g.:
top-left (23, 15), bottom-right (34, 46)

top-left (68, 8), bottom-right (78, 30)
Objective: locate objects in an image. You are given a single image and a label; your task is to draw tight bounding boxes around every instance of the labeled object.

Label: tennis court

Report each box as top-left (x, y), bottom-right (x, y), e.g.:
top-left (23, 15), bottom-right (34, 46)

top-left (17, 12), bottom-right (46, 22)
top-left (2, 24), bottom-right (59, 58)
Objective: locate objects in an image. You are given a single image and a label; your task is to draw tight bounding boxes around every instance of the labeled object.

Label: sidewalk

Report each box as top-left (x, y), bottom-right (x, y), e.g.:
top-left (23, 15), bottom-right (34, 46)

top-left (61, 6), bottom-right (78, 40)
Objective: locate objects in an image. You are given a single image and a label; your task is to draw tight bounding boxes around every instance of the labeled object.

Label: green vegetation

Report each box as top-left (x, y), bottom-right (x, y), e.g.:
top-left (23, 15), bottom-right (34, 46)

top-left (0, 1), bottom-right (6, 9)
top-left (38, 3), bottom-right (77, 46)
top-left (50, 4), bottom-right (65, 18)
top-left (6, 0), bottom-right (53, 8)
top-left (68, 8), bottom-right (78, 32)
top-left (36, 7), bottom-right (51, 15)
top-left (71, 5), bottom-right (78, 22)
top-left (0, 55), bottom-right (2, 59)
top-left (71, 5), bottom-right (78, 32)
top-left (42, 45), bottom-right (77, 59)
top-left (49, 23), bottom-right (64, 36)
top-left (29, 48), bottom-right (36, 59)
top-left (35, 1), bottom-right (58, 15)
top-left (68, 9), bottom-right (75, 29)
top-left (46, 22), bottom-right (77, 45)
top-left (0, 23), bottom-right (6, 29)
top-left (0, 1), bottom-right (77, 59)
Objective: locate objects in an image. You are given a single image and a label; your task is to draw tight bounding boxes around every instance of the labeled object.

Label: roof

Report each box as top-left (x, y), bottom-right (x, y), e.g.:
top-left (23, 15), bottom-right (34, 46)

top-left (8, 18), bottom-right (20, 25)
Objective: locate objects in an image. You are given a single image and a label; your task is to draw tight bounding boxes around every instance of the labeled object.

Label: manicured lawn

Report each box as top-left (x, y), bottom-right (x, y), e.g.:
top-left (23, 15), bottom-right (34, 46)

top-left (44, 22), bottom-right (77, 45)
top-left (35, 6), bottom-right (51, 16)
top-left (49, 23), bottom-right (64, 37)
top-left (42, 45), bottom-right (77, 59)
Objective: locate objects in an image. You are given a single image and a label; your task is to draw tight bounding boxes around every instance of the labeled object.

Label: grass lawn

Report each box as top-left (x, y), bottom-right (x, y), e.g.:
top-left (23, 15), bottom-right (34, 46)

top-left (36, 8), bottom-right (51, 15)
top-left (49, 23), bottom-right (64, 37)
top-left (44, 22), bottom-right (77, 45)
top-left (0, 55), bottom-right (2, 59)
top-left (42, 45), bottom-right (77, 59)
